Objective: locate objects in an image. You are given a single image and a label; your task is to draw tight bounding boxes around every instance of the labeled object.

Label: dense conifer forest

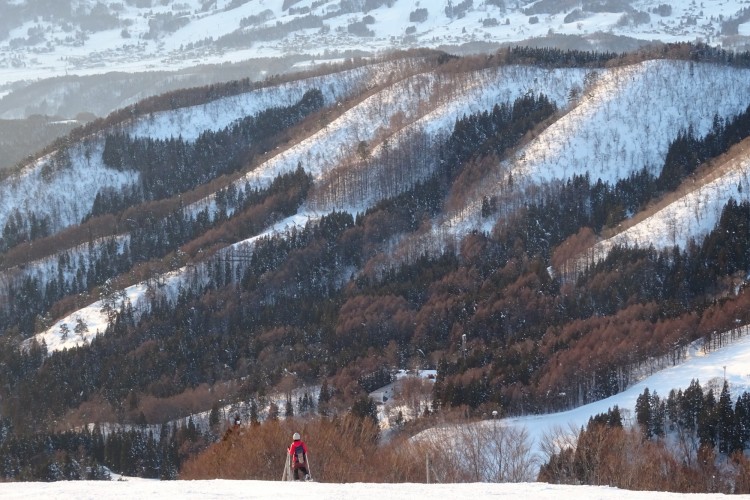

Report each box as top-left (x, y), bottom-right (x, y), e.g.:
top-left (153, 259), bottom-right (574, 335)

top-left (2, 45), bottom-right (750, 484)
top-left (538, 380), bottom-right (750, 492)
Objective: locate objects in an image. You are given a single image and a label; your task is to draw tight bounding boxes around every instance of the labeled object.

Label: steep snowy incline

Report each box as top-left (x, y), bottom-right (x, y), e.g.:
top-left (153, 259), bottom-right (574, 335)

top-left (0, 142), bottom-right (138, 232)
top-left (193, 64), bottom-right (590, 217)
top-left (7, 60), bottom-right (748, 270)
top-left (126, 62), bottom-right (405, 141)
top-left (590, 144), bottom-right (750, 257)
top-left (508, 60), bottom-right (750, 186)
top-left (333, 65), bottom-right (591, 212)
top-left (414, 60), bottom-right (750, 252)
top-left (10, 63), bottom-right (582, 351)
top-left (26, 213), bottom-right (316, 353)
top-left (0, 60), bottom-right (410, 237)
top-left (180, 68), bottom-right (443, 219)
top-left (26, 64), bottom-right (590, 354)
top-left (421, 326), bottom-right (750, 468)
top-left (20, 60), bottom-right (750, 355)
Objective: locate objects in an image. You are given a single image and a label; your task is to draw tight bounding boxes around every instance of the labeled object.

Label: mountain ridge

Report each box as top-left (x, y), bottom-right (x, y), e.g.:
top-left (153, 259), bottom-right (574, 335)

top-left (0, 0), bottom-right (746, 122)
top-left (3, 49), bottom-right (749, 352)
top-left (3, 45), bottom-right (750, 484)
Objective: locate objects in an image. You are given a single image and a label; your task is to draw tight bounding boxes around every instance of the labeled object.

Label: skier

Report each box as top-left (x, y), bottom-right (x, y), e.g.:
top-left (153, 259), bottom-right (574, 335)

top-left (288, 432), bottom-right (310, 481)
top-left (222, 414), bottom-right (242, 441)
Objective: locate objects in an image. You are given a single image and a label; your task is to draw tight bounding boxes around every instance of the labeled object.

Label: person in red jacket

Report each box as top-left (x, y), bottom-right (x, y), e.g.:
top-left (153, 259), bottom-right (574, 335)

top-left (288, 432), bottom-right (310, 481)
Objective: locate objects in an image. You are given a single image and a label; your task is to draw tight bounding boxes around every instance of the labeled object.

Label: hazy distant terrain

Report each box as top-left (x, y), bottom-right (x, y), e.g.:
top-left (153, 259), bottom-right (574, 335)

top-left (2, 0), bottom-right (749, 119)
top-left (1, 0), bottom-right (748, 169)
top-left (0, 116), bottom-right (83, 170)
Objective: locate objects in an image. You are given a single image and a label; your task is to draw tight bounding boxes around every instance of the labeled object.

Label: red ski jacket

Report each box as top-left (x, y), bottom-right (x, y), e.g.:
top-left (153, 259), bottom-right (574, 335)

top-left (289, 440), bottom-right (308, 464)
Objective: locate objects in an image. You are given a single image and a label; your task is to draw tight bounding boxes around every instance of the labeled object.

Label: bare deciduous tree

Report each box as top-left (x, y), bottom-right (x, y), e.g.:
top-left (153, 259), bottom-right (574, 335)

top-left (417, 421), bottom-right (536, 482)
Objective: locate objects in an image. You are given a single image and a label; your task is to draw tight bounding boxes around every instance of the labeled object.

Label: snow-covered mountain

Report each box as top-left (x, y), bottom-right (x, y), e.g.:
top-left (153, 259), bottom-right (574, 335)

top-left (1, 0), bottom-right (749, 120)
top-left (6, 53), bottom-right (749, 356)
top-left (5, 1), bottom-right (750, 492)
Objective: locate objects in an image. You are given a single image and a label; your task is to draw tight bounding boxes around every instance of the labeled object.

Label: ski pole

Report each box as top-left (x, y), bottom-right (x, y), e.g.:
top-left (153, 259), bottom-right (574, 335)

top-left (306, 454), bottom-right (313, 481)
top-left (281, 450), bottom-right (290, 481)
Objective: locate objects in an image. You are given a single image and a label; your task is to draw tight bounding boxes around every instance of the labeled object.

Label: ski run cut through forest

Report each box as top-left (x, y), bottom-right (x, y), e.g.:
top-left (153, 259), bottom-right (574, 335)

top-left (5, 32), bottom-right (750, 496)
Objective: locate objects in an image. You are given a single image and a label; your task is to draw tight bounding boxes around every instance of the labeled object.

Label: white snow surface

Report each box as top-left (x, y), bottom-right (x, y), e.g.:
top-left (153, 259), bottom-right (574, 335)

top-left (507, 60), bottom-right (750, 186)
top-left (0, 142), bottom-right (137, 233)
top-left (0, 0), bottom-right (746, 90)
top-left (2, 58), bottom-right (746, 249)
top-left (27, 213), bottom-right (314, 353)
top-left (413, 60), bottom-right (750, 254)
top-left (207, 64), bottom-right (588, 213)
top-left (592, 146), bottom-right (750, 258)
top-left (497, 331), bottom-right (750, 460)
top-left (0, 479), bottom-right (733, 500)
top-left (20, 59), bottom-right (750, 354)
top-left (126, 62), bottom-right (401, 141)
top-left (0, 59), bottom-right (400, 237)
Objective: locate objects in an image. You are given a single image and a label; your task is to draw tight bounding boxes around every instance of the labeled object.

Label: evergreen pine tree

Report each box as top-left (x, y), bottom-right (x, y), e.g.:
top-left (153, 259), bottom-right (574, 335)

top-left (285, 395), bottom-right (294, 418)
top-left (92, 423), bottom-right (105, 464)
top-left (666, 389), bottom-right (680, 431)
top-left (732, 392), bottom-right (750, 454)
top-left (651, 392), bottom-right (666, 439)
top-left (635, 388), bottom-right (652, 438)
top-left (318, 379), bottom-right (331, 416)
top-left (350, 396), bottom-right (378, 426)
top-left (209, 402), bottom-right (221, 432)
top-left (249, 399), bottom-right (260, 426)
top-left (698, 388), bottom-right (718, 448)
top-left (268, 402), bottom-right (280, 421)
top-left (717, 380), bottom-right (734, 454)
top-left (682, 379), bottom-right (703, 434)
top-left (187, 416), bottom-right (198, 441)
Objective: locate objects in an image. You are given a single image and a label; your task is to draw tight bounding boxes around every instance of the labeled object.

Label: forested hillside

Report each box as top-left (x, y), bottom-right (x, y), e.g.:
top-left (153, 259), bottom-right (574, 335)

top-left (2, 44), bottom-right (750, 482)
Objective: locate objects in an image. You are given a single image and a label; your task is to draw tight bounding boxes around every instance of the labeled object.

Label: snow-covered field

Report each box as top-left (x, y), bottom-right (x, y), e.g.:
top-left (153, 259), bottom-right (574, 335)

top-left (0, 0), bottom-right (746, 92)
top-left (501, 330), bottom-right (750, 460)
top-left (0, 478), bottom-right (735, 499)
top-left (20, 57), bottom-right (750, 356)
top-left (16, 315), bottom-right (750, 499)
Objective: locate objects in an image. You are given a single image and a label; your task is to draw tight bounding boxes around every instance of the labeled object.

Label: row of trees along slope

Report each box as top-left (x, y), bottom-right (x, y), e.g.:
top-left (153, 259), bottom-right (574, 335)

top-left (2, 88), bottom-right (750, 428)
top-left (2, 44), bottom-right (750, 480)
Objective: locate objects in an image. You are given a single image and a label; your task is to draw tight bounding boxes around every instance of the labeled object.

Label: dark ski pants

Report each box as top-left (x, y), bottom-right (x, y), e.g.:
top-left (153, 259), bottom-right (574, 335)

top-left (293, 464), bottom-right (308, 480)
